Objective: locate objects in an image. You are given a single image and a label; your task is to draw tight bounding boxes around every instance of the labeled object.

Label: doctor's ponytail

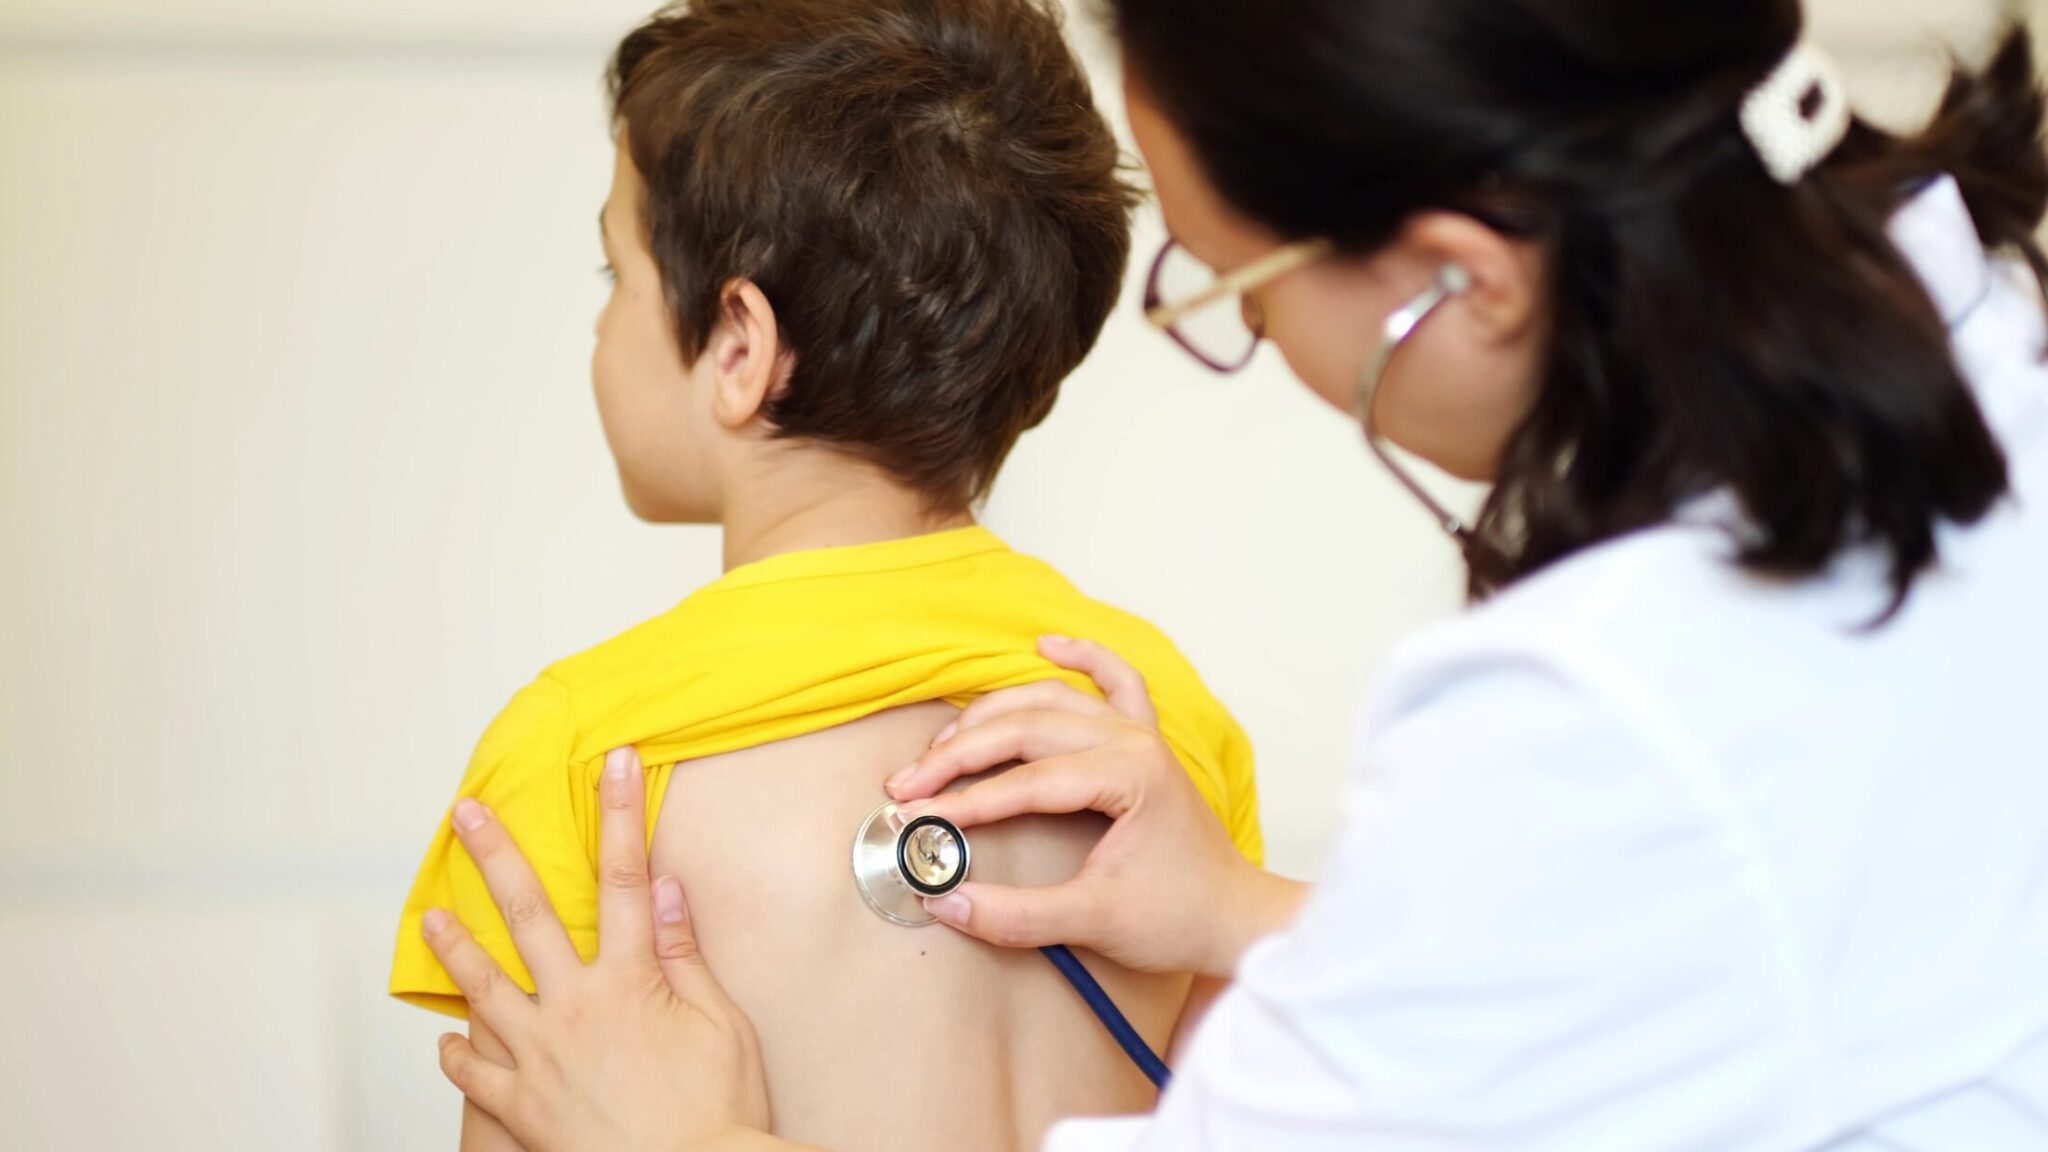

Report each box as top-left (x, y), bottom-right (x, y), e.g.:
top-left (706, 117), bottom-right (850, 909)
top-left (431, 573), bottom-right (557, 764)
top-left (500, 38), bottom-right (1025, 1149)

top-left (1111, 0), bottom-right (2046, 613)
top-left (1897, 29), bottom-right (2048, 297)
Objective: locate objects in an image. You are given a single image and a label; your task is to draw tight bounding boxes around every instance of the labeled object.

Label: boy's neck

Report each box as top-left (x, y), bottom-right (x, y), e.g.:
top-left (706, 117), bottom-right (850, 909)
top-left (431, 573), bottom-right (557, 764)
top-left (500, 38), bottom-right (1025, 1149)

top-left (718, 451), bottom-right (976, 572)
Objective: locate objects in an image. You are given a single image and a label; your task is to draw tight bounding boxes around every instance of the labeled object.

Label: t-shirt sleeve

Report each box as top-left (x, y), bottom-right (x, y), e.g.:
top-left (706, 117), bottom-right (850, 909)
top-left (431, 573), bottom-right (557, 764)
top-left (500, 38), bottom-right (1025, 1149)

top-left (1154, 714), bottom-right (1262, 867)
top-left (1217, 712), bottom-right (1263, 868)
top-left (1165, 703), bottom-right (1263, 869)
top-left (1128, 626), bottom-right (1264, 868)
top-left (389, 675), bottom-right (595, 1019)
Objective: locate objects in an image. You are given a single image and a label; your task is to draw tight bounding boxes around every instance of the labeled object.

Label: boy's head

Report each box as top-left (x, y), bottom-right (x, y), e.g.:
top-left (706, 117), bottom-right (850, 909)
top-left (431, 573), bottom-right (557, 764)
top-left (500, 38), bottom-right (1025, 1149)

top-left (593, 0), bottom-right (1136, 522)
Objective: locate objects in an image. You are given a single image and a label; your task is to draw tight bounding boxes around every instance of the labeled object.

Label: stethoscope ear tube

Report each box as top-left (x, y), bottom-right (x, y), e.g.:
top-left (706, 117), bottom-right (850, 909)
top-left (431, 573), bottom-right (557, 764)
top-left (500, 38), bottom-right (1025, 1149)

top-left (1354, 264), bottom-right (1474, 541)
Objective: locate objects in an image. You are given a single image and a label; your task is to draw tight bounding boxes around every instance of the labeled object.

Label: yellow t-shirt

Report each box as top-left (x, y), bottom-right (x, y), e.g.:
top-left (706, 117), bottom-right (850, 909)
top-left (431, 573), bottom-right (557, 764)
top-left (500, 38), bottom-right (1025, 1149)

top-left (390, 526), bottom-right (1260, 1018)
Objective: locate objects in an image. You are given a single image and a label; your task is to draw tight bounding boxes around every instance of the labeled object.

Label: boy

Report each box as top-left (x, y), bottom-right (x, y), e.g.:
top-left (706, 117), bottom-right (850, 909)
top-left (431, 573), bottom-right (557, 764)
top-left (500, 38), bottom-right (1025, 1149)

top-left (392, 2), bottom-right (1259, 1148)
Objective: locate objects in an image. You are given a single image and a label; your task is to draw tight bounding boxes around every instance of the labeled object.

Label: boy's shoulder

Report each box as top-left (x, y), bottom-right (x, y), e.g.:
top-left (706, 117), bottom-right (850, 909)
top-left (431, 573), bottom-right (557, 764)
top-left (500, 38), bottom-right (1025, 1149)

top-left (1003, 554), bottom-right (1220, 701)
top-left (482, 541), bottom-right (1238, 759)
top-left (536, 590), bottom-right (711, 696)
top-left (475, 589), bottom-right (715, 755)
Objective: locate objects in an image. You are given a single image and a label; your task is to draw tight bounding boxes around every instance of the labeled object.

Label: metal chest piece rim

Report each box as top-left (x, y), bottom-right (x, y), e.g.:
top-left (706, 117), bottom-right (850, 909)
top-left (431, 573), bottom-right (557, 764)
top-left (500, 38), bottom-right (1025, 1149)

top-left (852, 800), bottom-right (971, 927)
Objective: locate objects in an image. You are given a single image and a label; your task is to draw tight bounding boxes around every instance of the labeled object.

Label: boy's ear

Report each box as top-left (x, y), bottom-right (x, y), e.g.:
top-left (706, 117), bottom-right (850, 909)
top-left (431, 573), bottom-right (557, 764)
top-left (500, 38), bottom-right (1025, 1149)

top-left (706, 279), bottom-right (790, 431)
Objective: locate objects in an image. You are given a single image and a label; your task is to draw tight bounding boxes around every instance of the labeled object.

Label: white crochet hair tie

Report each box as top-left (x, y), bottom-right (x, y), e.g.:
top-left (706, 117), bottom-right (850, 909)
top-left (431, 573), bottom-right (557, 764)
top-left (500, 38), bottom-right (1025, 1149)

top-left (1740, 44), bottom-right (1851, 184)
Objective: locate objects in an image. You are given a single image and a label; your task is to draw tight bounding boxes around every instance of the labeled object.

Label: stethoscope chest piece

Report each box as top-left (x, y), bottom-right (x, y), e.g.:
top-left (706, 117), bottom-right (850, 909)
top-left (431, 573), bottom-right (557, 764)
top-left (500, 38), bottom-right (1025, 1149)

top-left (852, 801), bottom-right (971, 927)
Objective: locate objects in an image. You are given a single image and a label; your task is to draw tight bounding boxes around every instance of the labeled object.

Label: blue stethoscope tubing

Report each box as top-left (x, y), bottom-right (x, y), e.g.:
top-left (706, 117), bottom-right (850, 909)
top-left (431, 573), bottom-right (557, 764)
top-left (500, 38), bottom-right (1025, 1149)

top-left (1039, 943), bottom-right (1173, 1089)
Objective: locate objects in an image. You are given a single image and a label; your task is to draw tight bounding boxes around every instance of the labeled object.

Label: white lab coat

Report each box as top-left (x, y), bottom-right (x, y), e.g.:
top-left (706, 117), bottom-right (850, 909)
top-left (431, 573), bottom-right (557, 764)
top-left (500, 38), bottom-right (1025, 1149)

top-left (1048, 176), bottom-right (2048, 1151)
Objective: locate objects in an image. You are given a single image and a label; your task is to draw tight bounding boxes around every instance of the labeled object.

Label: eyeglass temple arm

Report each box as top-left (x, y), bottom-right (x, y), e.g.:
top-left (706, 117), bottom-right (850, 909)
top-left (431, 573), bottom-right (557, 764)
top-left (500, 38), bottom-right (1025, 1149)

top-left (1144, 240), bottom-right (1333, 330)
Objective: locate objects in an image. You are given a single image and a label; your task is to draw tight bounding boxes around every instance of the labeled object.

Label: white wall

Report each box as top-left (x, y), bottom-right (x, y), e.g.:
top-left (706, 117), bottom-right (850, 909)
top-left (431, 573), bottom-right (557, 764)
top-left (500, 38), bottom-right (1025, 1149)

top-left (0, 1), bottom-right (2021, 1147)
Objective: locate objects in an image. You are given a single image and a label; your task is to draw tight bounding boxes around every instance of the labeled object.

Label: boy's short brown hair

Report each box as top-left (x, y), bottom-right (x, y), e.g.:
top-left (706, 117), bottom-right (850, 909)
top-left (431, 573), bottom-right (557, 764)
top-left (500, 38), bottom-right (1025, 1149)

top-left (608, 0), bottom-right (1137, 509)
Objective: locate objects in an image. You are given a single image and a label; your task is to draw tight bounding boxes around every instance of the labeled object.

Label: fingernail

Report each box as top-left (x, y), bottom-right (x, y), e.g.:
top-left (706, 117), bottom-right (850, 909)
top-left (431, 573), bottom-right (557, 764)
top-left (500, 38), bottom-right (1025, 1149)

top-left (930, 722), bottom-right (957, 747)
top-left (924, 893), bottom-right (969, 926)
top-left (1040, 634), bottom-right (1071, 647)
top-left (604, 746), bottom-right (633, 781)
top-left (422, 908), bottom-right (450, 935)
top-left (885, 763), bottom-right (918, 792)
top-left (653, 875), bottom-right (687, 924)
top-left (452, 799), bottom-right (486, 832)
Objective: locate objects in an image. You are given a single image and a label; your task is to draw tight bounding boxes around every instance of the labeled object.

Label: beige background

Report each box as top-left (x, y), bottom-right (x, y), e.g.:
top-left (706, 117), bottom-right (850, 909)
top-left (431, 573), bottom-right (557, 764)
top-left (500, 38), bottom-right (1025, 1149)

top-left (0, 0), bottom-right (2023, 1146)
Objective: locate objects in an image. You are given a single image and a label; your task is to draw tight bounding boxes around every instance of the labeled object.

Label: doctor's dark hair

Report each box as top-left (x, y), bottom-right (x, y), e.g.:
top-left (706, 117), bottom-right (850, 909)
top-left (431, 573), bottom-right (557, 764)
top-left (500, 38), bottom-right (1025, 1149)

top-left (609, 0), bottom-right (1136, 509)
top-left (1111, 0), bottom-right (2046, 611)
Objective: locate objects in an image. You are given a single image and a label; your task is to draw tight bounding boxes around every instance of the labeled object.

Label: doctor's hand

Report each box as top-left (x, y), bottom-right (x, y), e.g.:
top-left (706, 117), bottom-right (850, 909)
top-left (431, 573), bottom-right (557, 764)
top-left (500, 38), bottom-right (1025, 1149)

top-left (887, 636), bottom-right (1307, 979)
top-left (420, 747), bottom-right (797, 1152)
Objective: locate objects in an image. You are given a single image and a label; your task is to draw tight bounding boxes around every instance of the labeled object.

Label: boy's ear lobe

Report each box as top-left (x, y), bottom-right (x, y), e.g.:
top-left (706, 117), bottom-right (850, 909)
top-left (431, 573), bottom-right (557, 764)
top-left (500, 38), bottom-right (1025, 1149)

top-left (708, 279), bottom-right (787, 430)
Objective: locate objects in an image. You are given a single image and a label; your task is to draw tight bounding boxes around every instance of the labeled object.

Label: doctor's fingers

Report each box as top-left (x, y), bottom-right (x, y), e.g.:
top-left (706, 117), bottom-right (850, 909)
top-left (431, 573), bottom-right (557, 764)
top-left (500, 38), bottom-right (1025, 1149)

top-left (594, 746), bottom-right (655, 968)
top-left (931, 680), bottom-right (1119, 748)
top-left (904, 746), bottom-right (1139, 832)
top-left (924, 877), bottom-right (1104, 952)
top-left (447, 799), bottom-right (583, 991)
top-left (1036, 636), bottom-right (1159, 727)
top-left (421, 905), bottom-right (539, 1042)
top-left (891, 709), bottom-right (1126, 805)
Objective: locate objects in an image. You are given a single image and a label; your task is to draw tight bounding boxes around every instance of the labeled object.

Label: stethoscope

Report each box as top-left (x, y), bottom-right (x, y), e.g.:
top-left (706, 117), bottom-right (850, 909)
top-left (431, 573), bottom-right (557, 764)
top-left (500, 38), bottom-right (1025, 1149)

top-left (834, 265), bottom-right (1483, 1096)
top-left (852, 801), bottom-right (1174, 1089)
top-left (1357, 262), bottom-right (1474, 543)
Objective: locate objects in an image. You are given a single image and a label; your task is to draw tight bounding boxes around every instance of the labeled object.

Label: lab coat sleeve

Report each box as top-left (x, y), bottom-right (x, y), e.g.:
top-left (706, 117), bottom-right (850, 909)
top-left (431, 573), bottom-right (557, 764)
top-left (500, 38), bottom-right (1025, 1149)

top-left (1045, 632), bottom-right (1817, 1152)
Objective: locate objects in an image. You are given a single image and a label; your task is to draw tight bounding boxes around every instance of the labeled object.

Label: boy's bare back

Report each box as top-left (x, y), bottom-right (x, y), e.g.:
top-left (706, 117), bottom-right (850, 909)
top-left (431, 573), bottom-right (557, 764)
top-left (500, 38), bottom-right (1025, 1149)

top-left (647, 701), bottom-right (1186, 1152)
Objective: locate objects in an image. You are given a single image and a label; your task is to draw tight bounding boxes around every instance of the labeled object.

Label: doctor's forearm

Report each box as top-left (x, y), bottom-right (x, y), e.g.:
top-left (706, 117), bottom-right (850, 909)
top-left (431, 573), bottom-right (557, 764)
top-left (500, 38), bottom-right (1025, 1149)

top-left (1202, 868), bottom-right (1310, 978)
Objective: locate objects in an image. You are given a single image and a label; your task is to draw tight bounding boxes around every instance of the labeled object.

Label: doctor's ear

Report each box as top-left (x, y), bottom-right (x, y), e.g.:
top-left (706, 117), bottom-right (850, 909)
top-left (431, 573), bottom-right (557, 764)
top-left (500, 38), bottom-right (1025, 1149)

top-left (1399, 212), bottom-right (1546, 348)
top-left (705, 279), bottom-right (793, 431)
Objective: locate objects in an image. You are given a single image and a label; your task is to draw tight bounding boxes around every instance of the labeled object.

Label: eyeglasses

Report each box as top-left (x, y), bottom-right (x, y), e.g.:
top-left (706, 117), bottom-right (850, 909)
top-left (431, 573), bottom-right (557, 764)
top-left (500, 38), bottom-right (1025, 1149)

top-left (1142, 236), bottom-right (1332, 373)
top-left (1144, 231), bottom-right (1476, 542)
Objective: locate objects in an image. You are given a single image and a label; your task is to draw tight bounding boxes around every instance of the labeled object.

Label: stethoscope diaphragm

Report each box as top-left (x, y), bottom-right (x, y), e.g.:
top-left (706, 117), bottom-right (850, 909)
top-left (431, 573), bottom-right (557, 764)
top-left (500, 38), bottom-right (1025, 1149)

top-left (852, 801), bottom-right (971, 926)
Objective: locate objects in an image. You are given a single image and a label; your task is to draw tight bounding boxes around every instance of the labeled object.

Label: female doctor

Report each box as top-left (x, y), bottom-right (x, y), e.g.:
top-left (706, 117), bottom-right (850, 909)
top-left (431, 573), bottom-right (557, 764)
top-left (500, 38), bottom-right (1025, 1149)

top-left (414, 0), bottom-right (2048, 1147)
